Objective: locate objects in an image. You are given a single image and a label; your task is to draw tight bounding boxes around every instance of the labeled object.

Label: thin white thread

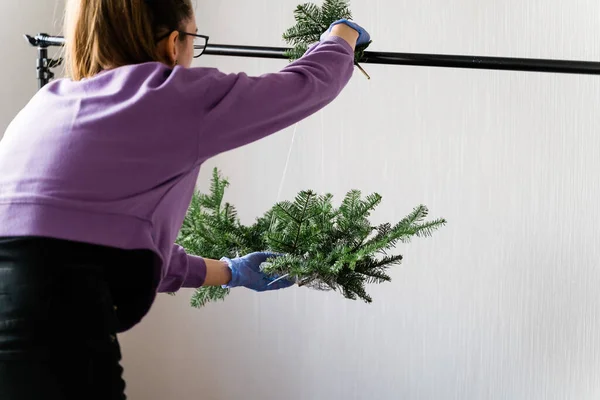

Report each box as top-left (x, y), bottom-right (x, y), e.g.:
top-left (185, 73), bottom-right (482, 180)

top-left (267, 123), bottom-right (299, 287)
top-left (276, 122), bottom-right (299, 202)
top-left (320, 111), bottom-right (325, 194)
top-left (269, 122), bottom-right (299, 230)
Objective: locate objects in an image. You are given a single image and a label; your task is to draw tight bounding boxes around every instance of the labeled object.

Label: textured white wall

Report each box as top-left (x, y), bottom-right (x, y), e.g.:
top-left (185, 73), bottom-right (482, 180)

top-left (4, 0), bottom-right (591, 399)
top-left (0, 0), bottom-right (64, 136)
top-left (4, 1), bottom-right (598, 400)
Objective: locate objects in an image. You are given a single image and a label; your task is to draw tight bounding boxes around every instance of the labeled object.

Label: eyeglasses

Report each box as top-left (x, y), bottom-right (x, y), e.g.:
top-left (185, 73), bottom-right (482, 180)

top-left (156, 31), bottom-right (210, 59)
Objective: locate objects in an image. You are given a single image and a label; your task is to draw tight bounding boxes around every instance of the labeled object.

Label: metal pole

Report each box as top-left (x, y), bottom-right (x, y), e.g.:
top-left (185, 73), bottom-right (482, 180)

top-left (25, 34), bottom-right (62, 89)
top-left (204, 43), bottom-right (600, 75)
top-left (36, 46), bottom-right (50, 89)
top-left (26, 33), bottom-right (600, 81)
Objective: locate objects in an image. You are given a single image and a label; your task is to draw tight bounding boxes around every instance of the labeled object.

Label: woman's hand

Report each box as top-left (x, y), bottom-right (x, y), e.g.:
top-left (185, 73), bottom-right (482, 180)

top-left (322, 19), bottom-right (371, 49)
top-left (221, 252), bottom-right (294, 291)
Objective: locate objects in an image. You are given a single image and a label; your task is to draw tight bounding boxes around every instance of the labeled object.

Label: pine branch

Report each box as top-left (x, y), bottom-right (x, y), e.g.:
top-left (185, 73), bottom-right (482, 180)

top-left (174, 168), bottom-right (446, 308)
top-left (292, 4), bottom-right (328, 31)
top-left (290, 191), bottom-right (317, 252)
top-left (282, 0), bottom-right (372, 79)
top-left (282, 19), bottom-right (322, 45)
top-left (191, 286), bottom-right (230, 308)
top-left (321, 0), bottom-right (352, 24)
top-left (284, 44), bottom-right (310, 61)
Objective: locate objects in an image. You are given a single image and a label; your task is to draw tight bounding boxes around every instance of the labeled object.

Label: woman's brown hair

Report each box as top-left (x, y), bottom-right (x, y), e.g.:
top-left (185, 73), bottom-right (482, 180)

top-left (65, 0), bottom-right (193, 80)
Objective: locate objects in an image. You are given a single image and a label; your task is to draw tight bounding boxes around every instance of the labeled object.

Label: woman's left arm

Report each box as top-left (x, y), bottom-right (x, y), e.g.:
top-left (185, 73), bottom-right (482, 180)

top-left (202, 258), bottom-right (232, 286)
top-left (157, 245), bottom-right (292, 292)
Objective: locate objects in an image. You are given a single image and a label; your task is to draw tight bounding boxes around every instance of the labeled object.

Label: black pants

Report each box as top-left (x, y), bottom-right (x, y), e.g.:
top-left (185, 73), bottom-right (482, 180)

top-left (0, 237), bottom-right (159, 400)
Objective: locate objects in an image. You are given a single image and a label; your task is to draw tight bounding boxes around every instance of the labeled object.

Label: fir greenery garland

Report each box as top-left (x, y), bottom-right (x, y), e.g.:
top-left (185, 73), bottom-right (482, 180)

top-left (175, 169), bottom-right (446, 308)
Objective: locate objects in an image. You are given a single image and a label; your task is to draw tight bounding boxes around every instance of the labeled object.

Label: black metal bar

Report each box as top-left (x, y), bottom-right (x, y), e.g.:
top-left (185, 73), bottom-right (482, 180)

top-left (36, 47), bottom-right (50, 90)
top-left (205, 44), bottom-right (600, 75)
top-left (25, 33), bottom-right (600, 79)
top-left (205, 44), bottom-right (290, 60)
top-left (25, 34), bottom-right (65, 47)
top-left (360, 51), bottom-right (600, 75)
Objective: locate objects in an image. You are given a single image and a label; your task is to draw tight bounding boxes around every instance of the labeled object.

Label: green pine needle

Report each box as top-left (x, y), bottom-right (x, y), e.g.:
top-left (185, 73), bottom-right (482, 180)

top-left (190, 286), bottom-right (230, 308)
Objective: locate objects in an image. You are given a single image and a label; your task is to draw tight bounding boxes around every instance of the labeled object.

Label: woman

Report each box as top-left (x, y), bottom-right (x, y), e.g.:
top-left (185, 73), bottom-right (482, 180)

top-left (0, 0), bottom-right (369, 398)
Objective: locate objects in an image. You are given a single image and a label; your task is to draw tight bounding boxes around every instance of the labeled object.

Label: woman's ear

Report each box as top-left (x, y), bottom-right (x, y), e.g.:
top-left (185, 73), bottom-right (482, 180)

top-left (157, 30), bottom-right (180, 67)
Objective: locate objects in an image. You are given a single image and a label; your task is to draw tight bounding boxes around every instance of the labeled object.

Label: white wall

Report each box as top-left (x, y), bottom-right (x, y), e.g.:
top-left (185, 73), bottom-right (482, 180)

top-left (120, 1), bottom-right (600, 399)
top-left (0, 0), bottom-right (64, 136)
top-left (4, 1), bottom-right (600, 399)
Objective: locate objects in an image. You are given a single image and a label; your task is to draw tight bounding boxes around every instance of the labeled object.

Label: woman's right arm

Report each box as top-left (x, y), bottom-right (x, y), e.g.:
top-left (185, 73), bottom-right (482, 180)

top-left (186, 23), bottom-right (365, 158)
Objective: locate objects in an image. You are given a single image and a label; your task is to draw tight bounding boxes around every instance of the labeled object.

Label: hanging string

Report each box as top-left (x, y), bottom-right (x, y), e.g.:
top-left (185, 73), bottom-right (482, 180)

top-left (267, 114), bottom-right (327, 287)
top-left (267, 122), bottom-right (300, 286)
top-left (275, 122), bottom-right (299, 202)
top-left (320, 110), bottom-right (325, 194)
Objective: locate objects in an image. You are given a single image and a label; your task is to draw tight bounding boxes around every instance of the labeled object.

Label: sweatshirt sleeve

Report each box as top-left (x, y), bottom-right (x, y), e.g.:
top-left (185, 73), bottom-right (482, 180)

top-left (193, 35), bottom-right (355, 158)
top-left (156, 244), bottom-right (207, 292)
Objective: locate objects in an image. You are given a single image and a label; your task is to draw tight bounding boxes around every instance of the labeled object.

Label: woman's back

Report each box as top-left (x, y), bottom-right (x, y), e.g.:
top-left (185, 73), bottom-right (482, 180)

top-left (0, 36), bottom-right (356, 293)
top-left (0, 62), bottom-right (203, 290)
top-left (1, 62), bottom-right (199, 223)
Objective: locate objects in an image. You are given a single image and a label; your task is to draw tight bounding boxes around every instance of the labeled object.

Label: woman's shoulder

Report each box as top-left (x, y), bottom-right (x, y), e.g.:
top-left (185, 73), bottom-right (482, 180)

top-left (46, 62), bottom-right (223, 94)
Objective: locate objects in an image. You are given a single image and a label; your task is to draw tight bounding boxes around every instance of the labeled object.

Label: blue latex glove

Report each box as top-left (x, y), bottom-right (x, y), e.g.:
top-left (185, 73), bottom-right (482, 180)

top-left (320, 19), bottom-right (371, 46)
top-left (221, 252), bottom-right (294, 292)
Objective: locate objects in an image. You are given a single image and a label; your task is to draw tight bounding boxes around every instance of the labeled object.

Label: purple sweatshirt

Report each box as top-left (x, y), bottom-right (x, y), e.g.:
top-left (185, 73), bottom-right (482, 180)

top-left (0, 36), bottom-right (354, 292)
